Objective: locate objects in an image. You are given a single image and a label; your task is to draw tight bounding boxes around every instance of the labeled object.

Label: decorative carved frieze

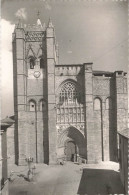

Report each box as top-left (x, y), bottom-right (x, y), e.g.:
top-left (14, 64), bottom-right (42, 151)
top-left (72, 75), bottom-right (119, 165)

top-left (25, 31), bottom-right (44, 42)
top-left (56, 124), bottom-right (84, 135)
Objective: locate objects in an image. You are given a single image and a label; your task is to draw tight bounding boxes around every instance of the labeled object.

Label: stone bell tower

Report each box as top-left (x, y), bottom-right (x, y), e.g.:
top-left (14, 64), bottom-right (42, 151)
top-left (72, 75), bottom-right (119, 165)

top-left (12, 16), bottom-right (59, 165)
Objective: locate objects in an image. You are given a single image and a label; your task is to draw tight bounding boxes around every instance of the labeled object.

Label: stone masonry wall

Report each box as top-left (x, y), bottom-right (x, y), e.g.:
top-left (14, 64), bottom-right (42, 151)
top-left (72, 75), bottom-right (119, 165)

top-left (93, 76), bottom-right (116, 161)
top-left (16, 111), bottom-right (44, 164)
top-left (12, 21), bottom-right (128, 165)
top-left (7, 125), bottom-right (15, 173)
top-left (46, 25), bottom-right (57, 164)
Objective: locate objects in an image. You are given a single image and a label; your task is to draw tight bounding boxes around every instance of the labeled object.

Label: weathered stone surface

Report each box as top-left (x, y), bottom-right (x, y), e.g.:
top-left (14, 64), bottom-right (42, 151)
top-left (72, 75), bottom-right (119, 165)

top-left (10, 20), bottom-right (128, 166)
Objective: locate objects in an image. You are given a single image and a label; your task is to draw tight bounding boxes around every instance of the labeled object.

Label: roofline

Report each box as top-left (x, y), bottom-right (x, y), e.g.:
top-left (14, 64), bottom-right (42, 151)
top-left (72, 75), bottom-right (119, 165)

top-left (56, 62), bottom-right (93, 67)
top-left (55, 65), bottom-right (127, 75)
top-left (118, 130), bottom-right (129, 139)
top-left (55, 64), bottom-right (83, 67)
top-left (0, 123), bottom-right (13, 129)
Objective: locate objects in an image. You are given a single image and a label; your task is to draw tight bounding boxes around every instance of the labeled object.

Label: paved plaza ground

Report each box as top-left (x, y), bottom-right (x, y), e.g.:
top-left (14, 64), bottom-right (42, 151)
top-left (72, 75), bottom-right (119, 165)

top-left (9, 161), bottom-right (124, 195)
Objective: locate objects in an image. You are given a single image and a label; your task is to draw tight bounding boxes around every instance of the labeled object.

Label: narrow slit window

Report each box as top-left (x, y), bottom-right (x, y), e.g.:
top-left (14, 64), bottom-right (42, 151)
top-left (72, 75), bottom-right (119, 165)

top-left (29, 100), bottom-right (36, 111)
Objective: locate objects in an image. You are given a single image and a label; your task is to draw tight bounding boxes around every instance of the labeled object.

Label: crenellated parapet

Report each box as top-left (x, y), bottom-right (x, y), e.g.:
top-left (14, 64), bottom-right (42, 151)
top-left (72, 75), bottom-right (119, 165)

top-left (55, 64), bottom-right (83, 76)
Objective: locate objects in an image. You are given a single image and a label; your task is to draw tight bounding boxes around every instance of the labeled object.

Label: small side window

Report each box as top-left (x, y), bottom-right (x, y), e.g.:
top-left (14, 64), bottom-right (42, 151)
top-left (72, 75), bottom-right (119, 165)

top-left (29, 100), bottom-right (36, 111)
top-left (94, 98), bottom-right (101, 110)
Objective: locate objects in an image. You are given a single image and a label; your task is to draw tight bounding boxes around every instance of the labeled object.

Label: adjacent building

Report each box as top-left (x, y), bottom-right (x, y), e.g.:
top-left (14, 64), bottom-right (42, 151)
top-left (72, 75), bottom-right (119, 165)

top-left (118, 128), bottom-right (129, 194)
top-left (12, 16), bottom-right (128, 165)
top-left (0, 117), bottom-right (14, 195)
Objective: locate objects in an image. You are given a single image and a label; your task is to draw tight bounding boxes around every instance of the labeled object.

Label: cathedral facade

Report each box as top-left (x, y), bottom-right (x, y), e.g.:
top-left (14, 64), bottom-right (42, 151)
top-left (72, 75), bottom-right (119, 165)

top-left (12, 18), bottom-right (128, 165)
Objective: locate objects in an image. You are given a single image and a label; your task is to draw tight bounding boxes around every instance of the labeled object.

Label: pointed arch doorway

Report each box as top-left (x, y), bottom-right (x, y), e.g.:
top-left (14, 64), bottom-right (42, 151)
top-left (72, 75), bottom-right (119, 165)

top-left (57, 126), bottom-right (86, 162)
top-left (65, 140), bottom-right (78, 161)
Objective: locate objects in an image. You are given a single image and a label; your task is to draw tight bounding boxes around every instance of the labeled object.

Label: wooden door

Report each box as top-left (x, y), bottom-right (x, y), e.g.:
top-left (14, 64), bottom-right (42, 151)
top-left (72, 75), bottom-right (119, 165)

top-left (66, 141), bottom-right (76, 161)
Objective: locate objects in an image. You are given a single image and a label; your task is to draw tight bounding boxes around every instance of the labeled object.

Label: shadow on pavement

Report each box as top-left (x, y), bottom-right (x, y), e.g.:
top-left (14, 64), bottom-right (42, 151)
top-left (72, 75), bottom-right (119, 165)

top-left (77, 168), bottom-right (125, 195)
top-left (19, 191), bottom-right (28, 195)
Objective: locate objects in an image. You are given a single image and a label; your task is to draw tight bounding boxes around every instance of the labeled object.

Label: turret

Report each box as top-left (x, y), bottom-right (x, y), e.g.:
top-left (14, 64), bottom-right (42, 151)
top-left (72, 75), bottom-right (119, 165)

top-left (46, 18), bottom-right (58, 65)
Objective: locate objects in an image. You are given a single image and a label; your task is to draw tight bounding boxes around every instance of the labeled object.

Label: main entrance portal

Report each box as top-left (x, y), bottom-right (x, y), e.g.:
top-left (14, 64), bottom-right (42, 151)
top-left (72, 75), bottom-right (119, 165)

top-left (56, 80), bottom-right (86, 161)
top-left (65, 141), bottom-right (77, 161)
top-left (57, 126), bottom-right (86, 161)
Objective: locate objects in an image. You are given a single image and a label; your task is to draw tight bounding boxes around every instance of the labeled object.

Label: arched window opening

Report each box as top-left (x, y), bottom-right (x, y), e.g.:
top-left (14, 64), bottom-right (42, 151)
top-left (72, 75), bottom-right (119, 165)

top-left (106, 97), bottom-right (112, 110)
top-left (59, 82), bottom-right (81, 105)
top-left (39, 99), bottom-right (46, 111)
top-left (94, 98), bottom-right (101, 111)
top-left (56, 81), bottom-right (84, 124)
top-left (40, 58), bottom-right (44, 69)
top-left (29, 100), bottom-right (36, 111)
top-left (30, 58), bottom-right (35, 69)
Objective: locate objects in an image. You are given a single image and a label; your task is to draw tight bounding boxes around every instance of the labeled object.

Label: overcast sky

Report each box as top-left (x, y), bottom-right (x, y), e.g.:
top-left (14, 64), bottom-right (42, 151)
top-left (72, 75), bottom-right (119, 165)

top-left (1, 0), bottom-right (128, 118)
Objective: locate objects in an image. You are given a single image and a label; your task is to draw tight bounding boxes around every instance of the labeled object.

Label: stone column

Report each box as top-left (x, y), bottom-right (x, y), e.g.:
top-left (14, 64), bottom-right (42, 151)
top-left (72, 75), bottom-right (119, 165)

top-left (84, 63), bottom-right (96, 163)
top-left (114, 71), bottom-right (128, 160)
top-left (115, 71), bottom-right (128, 131)
top-left (46, 20), bottom-right (57, 164)
top-left (13, 23), bottom-right (27, 165)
